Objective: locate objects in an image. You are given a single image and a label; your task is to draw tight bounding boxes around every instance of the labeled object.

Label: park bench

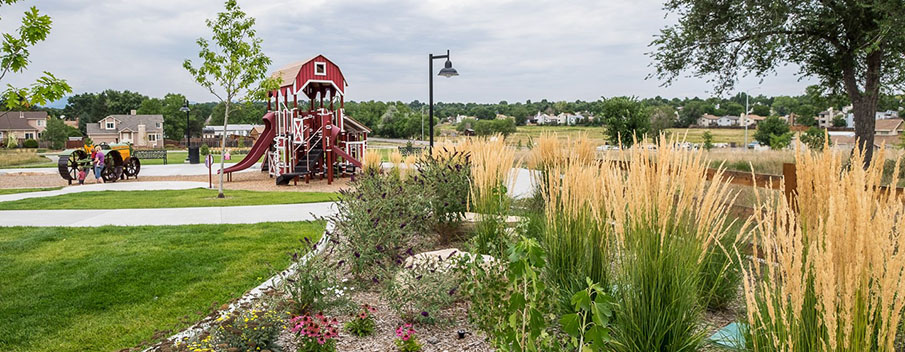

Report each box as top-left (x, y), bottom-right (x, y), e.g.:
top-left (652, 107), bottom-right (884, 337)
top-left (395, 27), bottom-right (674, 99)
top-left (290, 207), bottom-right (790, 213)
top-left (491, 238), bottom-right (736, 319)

top-left (133, 149), bottom-right (168, 165)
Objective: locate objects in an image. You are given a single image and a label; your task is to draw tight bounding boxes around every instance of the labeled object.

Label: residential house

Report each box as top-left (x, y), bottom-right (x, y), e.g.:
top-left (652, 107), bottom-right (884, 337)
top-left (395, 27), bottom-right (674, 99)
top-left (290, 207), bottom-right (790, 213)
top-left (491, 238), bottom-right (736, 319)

top-left (841, 110), bottom-right (900, 129)
top-left (532, 112), bottom-right (556, 125)
top-left (817, 107), bottom-right (844, 128)
top-left (0, 111), bottom-right (48, 141)
top-left (738, 114), bottom-right (766, 127)
top-left (201, 124), bottom-right (260, 138)
top-left (555, 113), bottom-right (585, 125)
top-left (875, 118), bottom-right (904, 136)
top-left (87, 110), bottom-right (164, 147)
top-left (716, 115), bottom-right (738, 127)
top-left (696, 114), bottom-right (720, 127)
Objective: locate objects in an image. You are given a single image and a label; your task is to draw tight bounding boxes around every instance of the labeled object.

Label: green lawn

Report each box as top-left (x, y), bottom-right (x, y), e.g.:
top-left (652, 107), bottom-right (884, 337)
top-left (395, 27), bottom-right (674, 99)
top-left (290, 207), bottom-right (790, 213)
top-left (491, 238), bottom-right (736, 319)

top-left (0, 221), bottom-right (324, 352)
top-left (0, 187), bottom-right (62, 195)
top-left (0, 188), bottom-right (337, 210)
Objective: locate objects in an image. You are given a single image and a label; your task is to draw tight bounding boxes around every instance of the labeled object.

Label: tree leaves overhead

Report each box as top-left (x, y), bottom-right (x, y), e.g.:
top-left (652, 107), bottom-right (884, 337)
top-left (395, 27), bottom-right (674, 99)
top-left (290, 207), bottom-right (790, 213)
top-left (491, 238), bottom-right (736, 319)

top-left (0, 1), bottom-right (70, 109)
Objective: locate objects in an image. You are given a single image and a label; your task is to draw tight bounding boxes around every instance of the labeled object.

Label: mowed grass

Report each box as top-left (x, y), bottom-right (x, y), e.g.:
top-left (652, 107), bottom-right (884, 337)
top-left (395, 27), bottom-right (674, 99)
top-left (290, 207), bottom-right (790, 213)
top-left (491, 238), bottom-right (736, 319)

top-left (0, 188), bottom-right (337, 210)
top-left (0, 221), bottom-right (324, 352)
top-left (436, 124), bottom-right (748, 146)
top-left (0, 187), bottom-right (62, 195)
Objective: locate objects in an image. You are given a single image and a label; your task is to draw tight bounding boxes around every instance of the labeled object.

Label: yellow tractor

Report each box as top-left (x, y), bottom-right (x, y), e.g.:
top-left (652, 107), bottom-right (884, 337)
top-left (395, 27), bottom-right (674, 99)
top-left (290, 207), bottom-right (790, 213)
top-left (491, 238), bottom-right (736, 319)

top-left (57, 143), bottom-right (140, 183)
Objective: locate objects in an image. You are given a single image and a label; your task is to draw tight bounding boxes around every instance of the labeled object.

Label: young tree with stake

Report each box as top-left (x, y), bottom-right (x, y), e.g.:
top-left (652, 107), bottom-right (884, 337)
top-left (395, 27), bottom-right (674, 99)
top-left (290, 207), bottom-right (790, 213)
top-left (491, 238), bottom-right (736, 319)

top-left (184, 0), bottom-right (278, 198)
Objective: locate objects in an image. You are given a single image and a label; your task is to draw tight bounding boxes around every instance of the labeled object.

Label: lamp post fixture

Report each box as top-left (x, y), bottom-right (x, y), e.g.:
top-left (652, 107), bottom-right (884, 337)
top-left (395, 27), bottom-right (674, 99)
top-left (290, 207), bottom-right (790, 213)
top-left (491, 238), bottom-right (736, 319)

top-left (429, 49), bottom-right (458, 153)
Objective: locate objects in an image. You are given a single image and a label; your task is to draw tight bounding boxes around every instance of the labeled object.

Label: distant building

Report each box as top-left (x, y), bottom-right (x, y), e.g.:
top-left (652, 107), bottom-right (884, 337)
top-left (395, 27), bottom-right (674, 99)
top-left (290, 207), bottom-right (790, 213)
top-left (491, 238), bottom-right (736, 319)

top-left (696, 114), bottom-right (720, 127)
top-left (817, 107), bottom-right (845, 128)
top-left (715, 115), bottom-right (738, 127)
top-left (841, 110), bottom-right (899, 128)
top-left (739, 114), bottom-right (766, 127)
top-left (202, 124), bottom-right (261, 138)
top-left (87, 110), bottom-right (163, 147)
top-left (0, 111), bottom-right (47, 140)
top-left (874, 118), bottom-right (903, 136)
top-left (532, 112), bottom-right (556, 125)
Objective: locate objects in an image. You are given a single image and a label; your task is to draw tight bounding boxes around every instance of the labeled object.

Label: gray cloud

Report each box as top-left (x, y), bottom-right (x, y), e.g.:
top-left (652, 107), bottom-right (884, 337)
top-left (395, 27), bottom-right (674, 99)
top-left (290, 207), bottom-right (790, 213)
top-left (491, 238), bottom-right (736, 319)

top-left (2, 0), bottom-right (815, 104)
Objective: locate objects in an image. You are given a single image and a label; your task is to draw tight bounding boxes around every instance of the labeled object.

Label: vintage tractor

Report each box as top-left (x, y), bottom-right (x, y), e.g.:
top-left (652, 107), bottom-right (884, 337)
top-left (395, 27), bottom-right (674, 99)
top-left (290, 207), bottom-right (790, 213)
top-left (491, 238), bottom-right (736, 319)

top-left (57, 143), bottom-right (141, 183)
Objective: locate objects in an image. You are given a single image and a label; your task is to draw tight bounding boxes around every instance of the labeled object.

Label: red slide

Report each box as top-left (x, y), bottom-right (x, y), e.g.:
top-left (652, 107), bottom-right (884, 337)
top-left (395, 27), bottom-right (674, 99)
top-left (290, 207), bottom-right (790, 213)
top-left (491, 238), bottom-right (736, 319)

top-left (220, 112), bottom-right (276, 174)
top-left (326, 126), bottom-right (362, 168)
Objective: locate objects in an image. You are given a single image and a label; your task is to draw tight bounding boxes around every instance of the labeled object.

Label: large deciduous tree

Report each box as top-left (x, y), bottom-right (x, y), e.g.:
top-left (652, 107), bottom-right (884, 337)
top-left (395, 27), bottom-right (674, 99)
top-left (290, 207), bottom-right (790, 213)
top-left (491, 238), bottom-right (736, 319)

top-left (600, 96), bottom-right (650, 147)
top-left (1, 0), bottom-right (70, 110)
top-left (651, 0), bottom-right (905, 164)
top-left (184, 0), bottom-right (278, 198)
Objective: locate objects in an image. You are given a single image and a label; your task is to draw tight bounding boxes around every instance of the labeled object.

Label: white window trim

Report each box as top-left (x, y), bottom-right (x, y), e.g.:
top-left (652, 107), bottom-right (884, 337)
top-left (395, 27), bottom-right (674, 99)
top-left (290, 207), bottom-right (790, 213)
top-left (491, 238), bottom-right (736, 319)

top-left (106, 121), bottom-right (115, 130)
top-left (314, 62), bottom-right (327, 76)
top-left (148, 134), bottom-right (157, 141)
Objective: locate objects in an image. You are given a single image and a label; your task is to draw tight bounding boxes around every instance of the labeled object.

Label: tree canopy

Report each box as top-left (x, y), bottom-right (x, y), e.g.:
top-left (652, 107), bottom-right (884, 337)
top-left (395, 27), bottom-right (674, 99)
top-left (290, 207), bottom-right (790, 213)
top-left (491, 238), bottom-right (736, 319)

top-left (651, 0), bottom-right (905, 163)
top-left (0, 0), bottom-right (70, 110)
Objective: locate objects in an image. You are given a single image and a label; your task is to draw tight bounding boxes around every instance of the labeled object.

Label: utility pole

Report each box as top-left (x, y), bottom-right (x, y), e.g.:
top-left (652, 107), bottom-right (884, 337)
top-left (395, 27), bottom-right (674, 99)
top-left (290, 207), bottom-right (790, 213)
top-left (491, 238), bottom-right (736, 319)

top-left (744, 93), bottom-right (749, 149)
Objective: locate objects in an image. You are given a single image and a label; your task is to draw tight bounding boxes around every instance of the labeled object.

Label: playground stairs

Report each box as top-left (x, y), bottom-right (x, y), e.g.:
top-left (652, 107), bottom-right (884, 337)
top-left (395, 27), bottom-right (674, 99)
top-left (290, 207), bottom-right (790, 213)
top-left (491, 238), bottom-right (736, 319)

top-left (276, 141), bottom-right (325, 185)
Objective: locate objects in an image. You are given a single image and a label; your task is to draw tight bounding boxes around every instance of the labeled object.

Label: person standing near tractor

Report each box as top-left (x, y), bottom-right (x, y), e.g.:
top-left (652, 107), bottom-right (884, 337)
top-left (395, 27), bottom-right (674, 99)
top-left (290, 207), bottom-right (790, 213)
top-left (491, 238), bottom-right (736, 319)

top-left (93, 146), bottom-right (105, 184)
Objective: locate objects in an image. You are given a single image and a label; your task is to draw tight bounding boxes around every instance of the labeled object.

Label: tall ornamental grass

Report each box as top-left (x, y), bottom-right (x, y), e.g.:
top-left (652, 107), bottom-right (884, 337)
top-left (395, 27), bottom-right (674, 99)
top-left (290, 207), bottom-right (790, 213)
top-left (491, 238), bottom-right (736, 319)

top-left (605, 135), bottom-right (741, 352)
top-left (541, 159), bottom-right (613, 305)
top-left (742, 146), bottom-right (905, 351)
top-left (528, 133), bottom-right (596, 201)
top-left (463, 135), bottom-right (518, 255)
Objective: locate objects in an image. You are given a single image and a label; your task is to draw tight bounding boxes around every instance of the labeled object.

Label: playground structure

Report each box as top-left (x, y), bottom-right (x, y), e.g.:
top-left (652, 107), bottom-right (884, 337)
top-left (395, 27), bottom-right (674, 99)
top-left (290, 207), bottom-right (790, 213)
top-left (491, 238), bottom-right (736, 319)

top-left (222, 55), bottom-right (369, 185)
top-left (58, 143), bottom-right (140, 184)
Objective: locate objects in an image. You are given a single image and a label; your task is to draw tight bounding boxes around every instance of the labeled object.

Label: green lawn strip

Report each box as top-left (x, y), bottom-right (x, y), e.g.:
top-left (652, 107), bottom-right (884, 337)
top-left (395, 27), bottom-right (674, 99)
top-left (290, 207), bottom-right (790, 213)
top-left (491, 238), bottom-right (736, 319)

top-left (0, 221), bottom-right (324, 352)
top-left (0, 188), bottom-right (337, 210)
top-left (0, 187), bottom-right (62, 195)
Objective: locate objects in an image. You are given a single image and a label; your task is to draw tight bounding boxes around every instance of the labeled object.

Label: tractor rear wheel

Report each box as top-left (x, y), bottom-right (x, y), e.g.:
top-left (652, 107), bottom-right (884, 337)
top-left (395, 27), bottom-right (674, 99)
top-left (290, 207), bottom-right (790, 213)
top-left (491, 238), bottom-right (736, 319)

top-left (58, 150), bottom-right (88, 181)
top-left (123, 157), bottom-right (141, 177)
top-left (101, 164), bottom-right (121, 183)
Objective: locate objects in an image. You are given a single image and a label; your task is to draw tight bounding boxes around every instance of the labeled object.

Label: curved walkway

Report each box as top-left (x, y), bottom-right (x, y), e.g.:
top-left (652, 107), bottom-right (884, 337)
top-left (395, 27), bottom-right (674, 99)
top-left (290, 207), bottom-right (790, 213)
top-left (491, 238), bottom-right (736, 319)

top-left (0, 181), bottom-right (336, 227)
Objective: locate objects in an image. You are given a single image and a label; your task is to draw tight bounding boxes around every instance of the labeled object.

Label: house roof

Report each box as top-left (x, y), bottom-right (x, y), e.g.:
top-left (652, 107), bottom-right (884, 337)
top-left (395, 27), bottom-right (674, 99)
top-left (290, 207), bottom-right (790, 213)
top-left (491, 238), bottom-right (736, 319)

top-left (746, 114), bottom-right (767, 121)
top-left (343, 115), bottom-right (372, 133)
top-left (0, 111), bottom-right (47, 130)
top-left (701, 114), bottom-right (720, 120)
top-left (271, 55), bottom-right (348, 89)
top-left (87, 114), bottom-right (163, 136)
top-left (875, 118), bottom-right (903, 132)
top-left (722, 115), bottom-right (739, 120)
top-left (830, 135), bottom-right (899, 148)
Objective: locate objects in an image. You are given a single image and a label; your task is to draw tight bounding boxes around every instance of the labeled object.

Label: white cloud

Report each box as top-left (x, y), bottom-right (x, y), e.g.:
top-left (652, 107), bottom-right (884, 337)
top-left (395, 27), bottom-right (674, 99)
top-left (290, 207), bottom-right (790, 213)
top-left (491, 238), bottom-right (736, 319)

top-left (2, 0), bottom-right (816, 105)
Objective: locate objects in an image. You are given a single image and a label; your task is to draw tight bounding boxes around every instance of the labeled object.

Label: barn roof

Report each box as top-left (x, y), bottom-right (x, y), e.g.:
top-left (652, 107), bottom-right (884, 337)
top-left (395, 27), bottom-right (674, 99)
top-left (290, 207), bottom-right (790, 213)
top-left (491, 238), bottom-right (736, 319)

top-left (270, 55), bottom-right (348, 93)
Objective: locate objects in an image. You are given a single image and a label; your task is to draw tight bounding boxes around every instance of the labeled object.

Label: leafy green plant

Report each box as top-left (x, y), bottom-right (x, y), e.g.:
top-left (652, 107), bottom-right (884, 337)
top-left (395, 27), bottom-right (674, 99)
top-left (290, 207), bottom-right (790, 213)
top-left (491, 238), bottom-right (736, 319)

top-left (799, 126), bottom-right (826, 151)
top-left (22, 139), bottom-right (38, 148)
top-left (394, 323), bottom-right (423, 352)
top-left (345, 304), bottom-right (377, 337)
top-left (383, 252), bottom-right (459, 324)
top-left (457, 237), bottom-right (561, 352)
top-left (200, 144), bottom-right (210, 156)
top-left (280, 240), bottom-right (350, 316)
top-left (560, 278), bottom-right (613, 351)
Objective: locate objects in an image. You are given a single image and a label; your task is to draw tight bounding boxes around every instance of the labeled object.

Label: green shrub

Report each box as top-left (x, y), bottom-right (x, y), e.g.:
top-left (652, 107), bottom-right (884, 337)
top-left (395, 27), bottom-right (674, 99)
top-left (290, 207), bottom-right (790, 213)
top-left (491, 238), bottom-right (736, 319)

top-left (279, 240), bottom-right (350, 316)
top-left (23, 139), bottom-right (38, 148)
top-left (417, 148), bottom-right (471, 229)
top-left (200, 144), bottom-right (210, 156)
top-left (331, 172), bottom-right (432, 283)
top-left (183, 304), bottom-right (286, 351)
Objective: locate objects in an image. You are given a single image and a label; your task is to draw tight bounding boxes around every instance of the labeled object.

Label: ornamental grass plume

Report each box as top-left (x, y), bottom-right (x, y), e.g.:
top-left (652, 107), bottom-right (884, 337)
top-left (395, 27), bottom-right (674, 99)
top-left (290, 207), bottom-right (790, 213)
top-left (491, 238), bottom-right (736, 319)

top-left (463, 134), bottom-right (518, 255)
top-left (363, 149), bottom-right (383, 173)
top-left (603, 134), bottom-right (742, 352)
top-left (742, 146), bottom-right (905, 351)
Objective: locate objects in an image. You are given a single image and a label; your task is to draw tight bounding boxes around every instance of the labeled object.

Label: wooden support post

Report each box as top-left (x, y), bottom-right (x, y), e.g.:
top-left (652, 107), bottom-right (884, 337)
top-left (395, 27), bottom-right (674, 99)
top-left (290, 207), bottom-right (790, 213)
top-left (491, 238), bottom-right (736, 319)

top-left (783, 163), bottom-right (797, 204)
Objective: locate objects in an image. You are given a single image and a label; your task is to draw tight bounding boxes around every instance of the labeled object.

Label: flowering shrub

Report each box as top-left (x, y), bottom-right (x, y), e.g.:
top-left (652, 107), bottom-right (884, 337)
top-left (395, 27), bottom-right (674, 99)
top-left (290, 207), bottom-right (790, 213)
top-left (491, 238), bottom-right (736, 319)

top-left (344, 304), bottom-right (378, 337)
top-left (417, 147), bottom-right (471, 228)
top-left (281, 239), bottom-right (350, 316)
top-left (180, 305), bottom-right (285, 351)
top-left (331, 171), bottom-right (432, 282)
top-left (290, 312), bottom-right (340, 352)
top-left (383, 253), bottom-right (459, 324)
top-left (394, 324), bottom-right (422, 352)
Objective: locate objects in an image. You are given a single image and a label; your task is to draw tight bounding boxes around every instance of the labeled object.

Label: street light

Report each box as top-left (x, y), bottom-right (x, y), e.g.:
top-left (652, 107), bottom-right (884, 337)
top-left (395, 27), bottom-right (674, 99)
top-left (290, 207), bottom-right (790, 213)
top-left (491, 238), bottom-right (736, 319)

top-left (429, 49), bottom-right (458, 153)
top-left (180, 99), bottom-right (190, 148)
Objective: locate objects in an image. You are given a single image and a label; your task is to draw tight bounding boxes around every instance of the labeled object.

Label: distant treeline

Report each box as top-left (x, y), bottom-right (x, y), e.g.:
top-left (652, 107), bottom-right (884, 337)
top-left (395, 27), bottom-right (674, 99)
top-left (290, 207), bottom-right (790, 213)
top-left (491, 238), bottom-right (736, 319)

top-left (23, 85), bottom-right (905, 140)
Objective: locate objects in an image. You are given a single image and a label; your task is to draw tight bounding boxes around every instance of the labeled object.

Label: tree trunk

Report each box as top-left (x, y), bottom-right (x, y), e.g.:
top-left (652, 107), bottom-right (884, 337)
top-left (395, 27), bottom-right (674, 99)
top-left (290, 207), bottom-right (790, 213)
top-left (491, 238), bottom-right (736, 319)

top-left (218, 101), bottom-right (229, 198)
top-left (842, 49), bottom-right (883, 166)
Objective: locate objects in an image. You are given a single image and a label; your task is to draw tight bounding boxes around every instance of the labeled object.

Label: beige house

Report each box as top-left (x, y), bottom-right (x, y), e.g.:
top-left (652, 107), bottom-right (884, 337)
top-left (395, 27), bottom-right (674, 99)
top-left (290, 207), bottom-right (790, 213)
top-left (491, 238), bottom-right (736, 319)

top-left (87, 111), bottom-right (164, 147)
top-left (0, 111), bottom-right (48, 140)
top-left (875, 118), bottom-right (904, 136)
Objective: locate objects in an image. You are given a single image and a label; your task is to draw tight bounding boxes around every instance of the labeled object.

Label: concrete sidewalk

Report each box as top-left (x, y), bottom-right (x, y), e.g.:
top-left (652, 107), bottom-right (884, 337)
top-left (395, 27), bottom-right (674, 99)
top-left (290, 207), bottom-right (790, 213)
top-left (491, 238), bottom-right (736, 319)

top-left (0, 202), bottom-right (336, 227)
top-left (0, 181), bottom-right (210, 203)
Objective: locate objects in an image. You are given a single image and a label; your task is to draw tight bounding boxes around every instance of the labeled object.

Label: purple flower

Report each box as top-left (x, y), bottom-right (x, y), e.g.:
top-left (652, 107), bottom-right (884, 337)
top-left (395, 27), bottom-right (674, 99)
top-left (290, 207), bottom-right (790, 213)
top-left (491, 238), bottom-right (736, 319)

top-left (405, 247), bottom-right (414, 256)
top-left (448, 287), bottom-right (457, 295)
top-left (421, 311), bottom-right (429, 317)
top-left (354, 252), bottom-right (361, 258)
top-left (376, 244), bottom-right (384, 252)
top-left (400, 222), bottom-right (407, 229)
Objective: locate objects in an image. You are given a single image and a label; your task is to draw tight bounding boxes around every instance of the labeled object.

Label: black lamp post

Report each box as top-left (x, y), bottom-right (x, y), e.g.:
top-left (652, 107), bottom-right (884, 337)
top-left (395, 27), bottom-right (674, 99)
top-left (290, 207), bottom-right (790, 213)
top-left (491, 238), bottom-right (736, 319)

top-left (180, 100), bottom-right (191, 148)
top-left (429, 49), bottom-right (458, 153)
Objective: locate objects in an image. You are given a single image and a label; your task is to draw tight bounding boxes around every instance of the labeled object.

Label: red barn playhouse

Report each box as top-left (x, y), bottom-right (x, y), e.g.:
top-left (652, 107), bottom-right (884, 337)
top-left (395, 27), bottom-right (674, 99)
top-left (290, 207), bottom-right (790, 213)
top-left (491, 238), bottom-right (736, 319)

top-left (222, 55), bottom-right (370, 185)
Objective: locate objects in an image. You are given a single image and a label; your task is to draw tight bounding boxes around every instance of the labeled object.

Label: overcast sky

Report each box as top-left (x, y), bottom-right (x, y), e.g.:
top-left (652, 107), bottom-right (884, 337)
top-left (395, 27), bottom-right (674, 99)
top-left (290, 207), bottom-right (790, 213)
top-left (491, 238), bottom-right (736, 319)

top-left (2, 0), bottom-right (816, 104)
